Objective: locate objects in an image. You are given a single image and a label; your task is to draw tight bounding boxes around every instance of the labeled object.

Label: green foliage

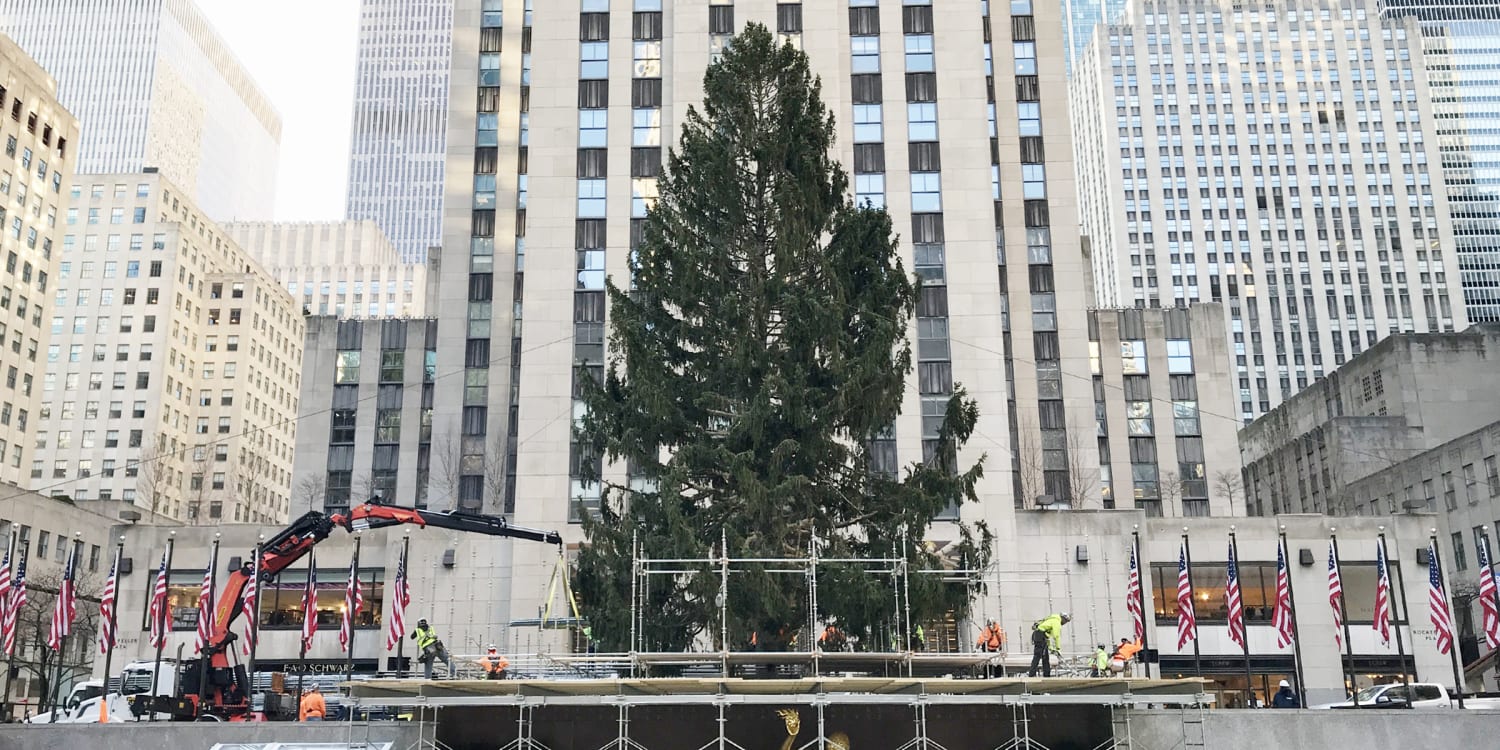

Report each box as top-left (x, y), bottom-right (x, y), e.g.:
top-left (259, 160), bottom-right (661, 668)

top-left (572, 23), bottom-right (992, 652)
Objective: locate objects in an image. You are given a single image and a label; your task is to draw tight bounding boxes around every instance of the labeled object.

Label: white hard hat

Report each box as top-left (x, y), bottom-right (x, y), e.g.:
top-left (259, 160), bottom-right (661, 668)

top-left (1279, 680), bottom-right (1290, 688)
top-left (487, 643), bottom-right (497, 650)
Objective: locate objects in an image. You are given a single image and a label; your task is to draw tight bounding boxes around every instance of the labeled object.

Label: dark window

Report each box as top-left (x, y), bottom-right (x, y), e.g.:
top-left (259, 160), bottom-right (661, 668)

top-left (709, 6), bottom-right (734, 34)
top-left (777, 3), bottom-right (803, 32)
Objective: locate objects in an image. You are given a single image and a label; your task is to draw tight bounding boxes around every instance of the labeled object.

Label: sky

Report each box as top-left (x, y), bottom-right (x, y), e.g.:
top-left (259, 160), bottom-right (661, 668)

top-left (197, 0), bottom-right (361, 221)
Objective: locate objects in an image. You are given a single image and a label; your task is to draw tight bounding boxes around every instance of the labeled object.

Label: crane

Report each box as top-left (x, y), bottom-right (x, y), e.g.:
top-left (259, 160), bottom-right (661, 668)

top-left (134, 499), bottom-right (562, 721)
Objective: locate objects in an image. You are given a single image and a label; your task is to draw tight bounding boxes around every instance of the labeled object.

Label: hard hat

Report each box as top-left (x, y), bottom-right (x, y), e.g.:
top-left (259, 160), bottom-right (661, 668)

top-left (1279, 680), bottom-right (1290, 688)
top-left (487, 644), bottom-right (497, 651)
top-left (1060, 612), bottom-right (1071, 621)
top-left (1098, 644), bottom-right (1107, 650)
top-left (418, 618), bottom-right (428, 626)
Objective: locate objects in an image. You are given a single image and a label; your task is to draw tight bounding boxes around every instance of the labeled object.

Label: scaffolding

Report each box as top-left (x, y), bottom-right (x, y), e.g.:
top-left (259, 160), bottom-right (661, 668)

top-left (346, 675), bottom-right (1212, 750)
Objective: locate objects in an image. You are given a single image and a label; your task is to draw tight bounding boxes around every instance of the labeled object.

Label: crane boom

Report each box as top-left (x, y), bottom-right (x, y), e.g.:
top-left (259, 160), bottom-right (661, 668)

top-left (169, 500), bottom-right (561, 720)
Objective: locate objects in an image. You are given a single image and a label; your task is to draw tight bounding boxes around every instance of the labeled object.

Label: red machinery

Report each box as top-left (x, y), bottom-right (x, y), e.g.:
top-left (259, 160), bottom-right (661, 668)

top-left (136, 499), bottom-right (562, 720)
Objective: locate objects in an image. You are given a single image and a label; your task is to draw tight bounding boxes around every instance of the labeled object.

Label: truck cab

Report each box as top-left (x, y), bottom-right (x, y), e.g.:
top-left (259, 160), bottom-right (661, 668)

top-left (26, 680), bottom-right (103, 723)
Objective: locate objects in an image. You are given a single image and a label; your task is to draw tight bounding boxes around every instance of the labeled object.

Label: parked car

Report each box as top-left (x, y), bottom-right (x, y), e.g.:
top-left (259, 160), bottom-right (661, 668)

top-left (1313, 682), bottom-right (1451, 710)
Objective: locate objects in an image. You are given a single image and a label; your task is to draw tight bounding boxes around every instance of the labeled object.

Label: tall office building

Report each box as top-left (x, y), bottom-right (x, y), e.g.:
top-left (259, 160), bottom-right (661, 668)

top-left (0, 0), bottom-right (282, 221)
top-left (36, 172), bottom-right (304, 523)
top-left (1378, 0), bottom-right (1500, 323)
top-left (1064, 0), bottom-right (1127, 74)
top-left (345, 0), bottom-right (454, 263)
top-left (421, 0), bottom-right (1250, 628)
top-left (223, 220), bottom-right (430, 319)
top-left (1071, 0), bottom-right (1467, 423)
top-left (0, 35), bottom-right (79, 489)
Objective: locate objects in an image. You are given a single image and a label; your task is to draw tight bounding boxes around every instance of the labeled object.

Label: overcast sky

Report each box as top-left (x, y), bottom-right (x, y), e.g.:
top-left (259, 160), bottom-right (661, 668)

top-left (198, 0), bottom-right (361, 221)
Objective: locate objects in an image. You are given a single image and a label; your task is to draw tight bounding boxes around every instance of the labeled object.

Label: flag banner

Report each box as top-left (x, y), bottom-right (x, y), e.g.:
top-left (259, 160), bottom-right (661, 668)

top-left (1226, 539), bottom-right (1246, 649)
top-left (1429, 541), bottom-right (1455, 656)
top-left (386, 547), bottom-right (410, 651)
top-left (1479, 536), bottom-right (1499, 651)
top-left (46, 547), bottom-right (78, 651)
top-left (1373, 542), bottom-right (1393, 646)
top-left (1126, 545), bottom-right (1144, 642)
top-left (98, 560), bottom-right (119, 654)
top-left (1328, 541), bottom-right (1346, 649)
top-left (1272, 543), bottom-right (1295, 648)
top-left (1176, 542), bottom-right (1196, 648)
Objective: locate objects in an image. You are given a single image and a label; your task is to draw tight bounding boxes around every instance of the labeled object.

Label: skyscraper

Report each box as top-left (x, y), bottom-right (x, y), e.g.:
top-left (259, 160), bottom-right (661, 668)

top-left (1071, 0), bottom-right (1467, 422)
top-left (1064, 0), bottom-right (1127, 74)
top-left (344, 0), bottom-right (454, 263)
top-left (0, 0), bottom-right (282, 221)
top-left (1378, 0), bottom-right (1500, 323)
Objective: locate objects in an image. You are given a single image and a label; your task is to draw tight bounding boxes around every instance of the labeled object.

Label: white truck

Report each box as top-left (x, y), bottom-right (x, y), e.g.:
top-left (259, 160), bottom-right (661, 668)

top-left (26, 660), bottom-right (183, 723)
top-left (25, 680), bottom-right (104, 723)
top-left (1313, 682), bottom-right (1500, 710)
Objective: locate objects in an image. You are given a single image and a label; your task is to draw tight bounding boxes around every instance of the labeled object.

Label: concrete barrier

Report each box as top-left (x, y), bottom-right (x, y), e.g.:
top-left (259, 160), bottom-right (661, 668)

top-left (0, 720), bottom-right (426, 750)
top-left (1122, 708), bottom-right (1500, 750)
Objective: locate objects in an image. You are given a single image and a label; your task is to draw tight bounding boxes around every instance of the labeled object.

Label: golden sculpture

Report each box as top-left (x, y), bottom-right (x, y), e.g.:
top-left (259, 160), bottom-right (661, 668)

top-left (776, 708), bottom-right (850, 750)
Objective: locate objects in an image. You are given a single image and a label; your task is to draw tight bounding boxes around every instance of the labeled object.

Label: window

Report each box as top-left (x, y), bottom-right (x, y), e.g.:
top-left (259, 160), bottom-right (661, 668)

top-left (1464, 464), bottom-right (1478, 505)
top-left (1018, 102), bottom-right (1041, 136)
top-left (851, 36), bottom-right (880, 73)
top-left (330, 410), bottom-right (356, 444)
top-left (1013, 41), bottom-right (1037, 75)
top-left (904, 35), bottom-right (934, 72)
top-left (1166, 340), bottom-right (1193, 373)
top-left (376, 410), bottom-right (401, 443)
top-left (852, 104), bottom-right (883, 143)
top-left (1486, 455), bottom-right (1499, 497)
top-left (1173, 401), bottom-right (1200, 435)
top-left (1443, 472), bottom-right (1457, 511)
top-left (632, 108), bottom-right (661, 146)
top-left (855, 173), bottom-right (885, 209)
top-left (911, 172), bottom-right (941, 212)
top-left (579, 109), bottom-right (607, 148)
top-left (1127, 401), bottom-right (1153, 435)
top-left (1121, 340), bottom-right (1148, 373)
top-left (252, 569), bottom-right (384, 630)
top-left (908, 102), bottom-right (937, 141)
top-left (580, 41), bottom-right (608, 79)
top-left (578, 179), bottom-right (607, 217)
top-left (380, 350), bottom-right (405, 382)
top-left (1452, 532), bottom-right (1468, 570)
top-left (336, 350), bottom-right (360, 383)
top-left (1151, 563), bottom-right (1282, 624)
top-left (633, 41), bottom-right (661, 77)
top-left (1021, 164), bottom-right (1047, 199)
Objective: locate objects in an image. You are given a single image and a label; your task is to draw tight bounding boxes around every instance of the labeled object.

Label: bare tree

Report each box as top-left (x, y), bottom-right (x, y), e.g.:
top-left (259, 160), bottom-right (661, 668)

top-left (184, 450), bottom-right (214, 525)
top-left (1214, 470), bottom-right (1244, 513)
top-left (1013, 414), bottom-right (1046, 507)
top-left (294, 473), bottom-right (327, 513)
top-left (133, 433), bottom-right (173, 520)
top-left (1156, 471), bottom-right (1184, 516)
top-left (485, 431), bottom-right (509, 512)
top-left (352, 470), bottom-right (377, 506)
top-left (4, 568), bottom-right (101, 719)
top-left (430, 432), bottom-right (463, 510)
top-left (1065, 430), bottom-right (1101, 509)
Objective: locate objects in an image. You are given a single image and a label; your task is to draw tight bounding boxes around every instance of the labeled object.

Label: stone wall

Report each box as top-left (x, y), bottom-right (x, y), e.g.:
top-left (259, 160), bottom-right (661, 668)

top-left (1123, 708), bottom-right (1500, 750)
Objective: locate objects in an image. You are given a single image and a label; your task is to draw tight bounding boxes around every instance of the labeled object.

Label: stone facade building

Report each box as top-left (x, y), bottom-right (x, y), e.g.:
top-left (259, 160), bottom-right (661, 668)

top-left (223, 220), bottom-right (429, 319)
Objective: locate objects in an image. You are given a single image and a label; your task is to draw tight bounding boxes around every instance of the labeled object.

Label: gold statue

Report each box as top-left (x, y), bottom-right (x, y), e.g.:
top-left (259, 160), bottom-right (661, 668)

top-left (775, 708), bottom-right (850, 750)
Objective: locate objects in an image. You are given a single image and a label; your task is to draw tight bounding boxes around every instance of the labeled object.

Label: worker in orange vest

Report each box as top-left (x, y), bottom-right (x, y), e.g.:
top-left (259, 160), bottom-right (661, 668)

top-left (976, 620), bottom-right (1007, 677)
top-left (298, 685), bottom-right (326, 722)
top-left (477, 644), bottom-right (510, 680)
top-left (818, 625), bottom-right (848, 652)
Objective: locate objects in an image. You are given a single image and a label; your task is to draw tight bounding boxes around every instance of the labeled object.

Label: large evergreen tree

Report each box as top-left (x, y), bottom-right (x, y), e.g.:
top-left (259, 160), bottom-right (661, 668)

top-left (574, 24), bottom-right (991, 651)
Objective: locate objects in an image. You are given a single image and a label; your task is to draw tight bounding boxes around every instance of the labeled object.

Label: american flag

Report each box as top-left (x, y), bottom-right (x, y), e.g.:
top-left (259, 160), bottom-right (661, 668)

top-left (1226, 540), bottom-right (1246, 649)
top-left (193, 552), bottom-right (216, 654)
top-left (2, 553), bottom-right (25, 656)
top-left (1176, 542), bottom-right (1197, 648)
top-left (1328, 542), bottom-right (1346, 649)
top-left (300, 554), bottom-right (319, 652)
top-left (1373, 542), bottom-right (1392, 646)
top-left (1429, 541), bottom-right (1455, 656)
top-left (338, 555), bottom-right (364, 650)
top-left (46, 546), bottom-right (77, 651)
top-left (148, 552), bottom-right (170, 650)
top-left (1125, 545), bottom-right (1144, 642)
top-left (241, 553), bottom-right (260, 656)
top-left (1478, 534), bottom-right (1500, 650)
top-left (97, 559), bottom-right (119, 655)
top-left (0, 546), bottom-right (12, 639)
top-left (1272, 542), bottom-right (1296, 648)
top-left (386, 546), bottom-right (411, 650)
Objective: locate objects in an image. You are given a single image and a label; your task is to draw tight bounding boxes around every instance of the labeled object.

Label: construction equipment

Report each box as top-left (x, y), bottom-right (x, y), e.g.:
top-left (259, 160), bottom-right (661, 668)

top-left (131, 499), bottom-right (562, 721)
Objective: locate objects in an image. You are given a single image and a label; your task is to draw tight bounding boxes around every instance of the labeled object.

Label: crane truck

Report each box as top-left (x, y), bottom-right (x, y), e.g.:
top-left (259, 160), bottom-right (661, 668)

top-left (127, 499), bottom-right (562, 721)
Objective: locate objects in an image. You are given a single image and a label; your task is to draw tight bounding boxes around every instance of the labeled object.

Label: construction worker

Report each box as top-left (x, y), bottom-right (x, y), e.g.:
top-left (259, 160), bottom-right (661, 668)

top-left (913, 624), bottom-right (926, 652)
top-left (976, 620), bottom-right (1007, 678)
top-left (818, 625), bottom-right (847, 652)
top-left (1092, 644), bottom-right (1110, 677)
top-left (411, 619), bottom-right (451, 679)
top-left (298, 685), bottom-right (326, 722)
top-left (1027, 613), bottom-right (1069, 677)
top-left (1111, 637), bottom-right (1142, 676)
top-left (477, 644), bottom-right (509, 680)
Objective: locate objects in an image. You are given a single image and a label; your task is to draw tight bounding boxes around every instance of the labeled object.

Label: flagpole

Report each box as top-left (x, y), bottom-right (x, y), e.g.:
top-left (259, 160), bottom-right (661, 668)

top-left (1279, 527), bottom-right (1308, 706)
top-left (1429, 530), bottom-right (1465, 708)
top-left (48, 536), bottom-right (81, 723)
top-left (1483, 528), bottom-right (1500, 688)
top-left (1378, 528), bottom-right (1412, 690)
top-left (295, 548), bottom-right (315, 709)
top-left (150, 532), bottom-right (176, 722)
top-left (1229, 528), bottom-right (1254, 705)
top-left (395, 531), bottom-right (410, 677)
top-left (0, 527), bottom-right (16, 720)
top-left (347, 534), bottom-right (362, 679)
top-left (98, 537), bottom-right (125, 722)
top-left (1330, 529), bottom-right (1358, 705)
top-left (246, 536), bottom-right (264, 690)
top-left (1132, 527), bottom-right (1152, 679)
top-left (196, 535), bottom-right (220, 711)
top-left (1181, 529), bottom-right (1202, 677)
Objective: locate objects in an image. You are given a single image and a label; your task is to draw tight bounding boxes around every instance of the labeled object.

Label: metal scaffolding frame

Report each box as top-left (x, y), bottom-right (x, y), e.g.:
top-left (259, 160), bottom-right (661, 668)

top-left (630, 531), bottom-right (988, 675)
top-left (348, 675), bottom-right (1212, 750)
